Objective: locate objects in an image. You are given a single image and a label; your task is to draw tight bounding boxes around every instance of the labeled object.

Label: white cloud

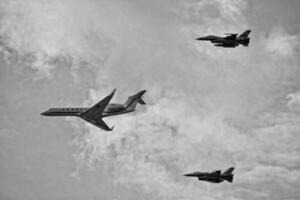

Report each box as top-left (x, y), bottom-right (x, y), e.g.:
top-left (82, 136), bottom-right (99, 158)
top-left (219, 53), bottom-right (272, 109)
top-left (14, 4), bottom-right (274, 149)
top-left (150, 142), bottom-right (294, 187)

top-left (69, 1), bottom-right (300, 199)
top-left (287, 91), bottom-right (300, 112)
top-left (264, 26), bottom-right (300, 57)
top-left (0, 0), bottom-right (115, 78)
top-left (1, 0), bottom-right (300, 200)
top-left (0, 128), bottom-right (19, 139)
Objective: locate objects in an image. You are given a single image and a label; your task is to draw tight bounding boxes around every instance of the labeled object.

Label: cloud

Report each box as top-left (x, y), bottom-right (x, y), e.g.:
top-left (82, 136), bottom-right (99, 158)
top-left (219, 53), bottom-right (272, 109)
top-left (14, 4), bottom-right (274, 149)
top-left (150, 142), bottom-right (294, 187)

top-left (68, 0), bottom-right (300, 199)
top-left (1, 0), bottom-right (300, 200)
top-left (0, 128), bottom-right (19, 140)
top-left (0, 0), bottom-right (115, 78)
top-left (287, 91), bottom-right (300, 113)
top-left (70, 1), bottom-right (300, 199)
top-left (264, 26), bottom-right (300, 57)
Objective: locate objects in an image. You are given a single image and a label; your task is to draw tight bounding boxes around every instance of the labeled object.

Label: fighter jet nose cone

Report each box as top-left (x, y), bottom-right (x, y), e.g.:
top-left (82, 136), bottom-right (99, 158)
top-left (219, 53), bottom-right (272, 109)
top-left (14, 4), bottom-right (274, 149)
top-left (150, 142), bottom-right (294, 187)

top-left (184, 173), bottom-right (193, 177)
top-left (140, 90), bottom-right (147, 95)
top-left (40, 111), bottom-right (49, 116)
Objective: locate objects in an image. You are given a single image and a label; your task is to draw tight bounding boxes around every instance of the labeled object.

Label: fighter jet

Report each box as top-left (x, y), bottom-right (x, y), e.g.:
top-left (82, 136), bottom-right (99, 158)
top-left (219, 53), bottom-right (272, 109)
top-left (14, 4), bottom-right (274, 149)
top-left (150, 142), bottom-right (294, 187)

top-left (184, 167), bottom-right (235, 183)
top-left (196, 30), bottom-right (251, 48)
top-left (41, 89), bottom-right (146, 131)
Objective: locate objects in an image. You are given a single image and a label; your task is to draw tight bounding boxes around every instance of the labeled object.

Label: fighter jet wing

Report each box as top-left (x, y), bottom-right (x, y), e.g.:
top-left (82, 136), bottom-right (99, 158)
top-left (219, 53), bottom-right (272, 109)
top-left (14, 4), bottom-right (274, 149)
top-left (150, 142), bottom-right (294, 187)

top-left (224, 34), bottom-right (238, 40)
top-left (212, 170), bottom-right (221, 176)
top-left (207, 179), bottom-right (223, 183)
top-left (214, 43), bottom-right (238, 48)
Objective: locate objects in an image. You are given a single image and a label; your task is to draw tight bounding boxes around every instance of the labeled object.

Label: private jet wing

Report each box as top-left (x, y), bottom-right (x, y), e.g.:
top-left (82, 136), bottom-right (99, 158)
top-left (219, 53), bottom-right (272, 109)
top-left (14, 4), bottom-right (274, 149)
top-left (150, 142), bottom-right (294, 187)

top-left (80, 89), bottom-right (116, 131)
top-left (83, 118), bottom-right (115, 131)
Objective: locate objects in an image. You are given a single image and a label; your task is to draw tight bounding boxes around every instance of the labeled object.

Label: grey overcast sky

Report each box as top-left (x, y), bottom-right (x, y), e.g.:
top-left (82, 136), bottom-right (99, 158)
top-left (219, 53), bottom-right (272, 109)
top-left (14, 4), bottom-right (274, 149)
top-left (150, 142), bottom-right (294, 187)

top-left (0, 0), bottom-right (300, 200)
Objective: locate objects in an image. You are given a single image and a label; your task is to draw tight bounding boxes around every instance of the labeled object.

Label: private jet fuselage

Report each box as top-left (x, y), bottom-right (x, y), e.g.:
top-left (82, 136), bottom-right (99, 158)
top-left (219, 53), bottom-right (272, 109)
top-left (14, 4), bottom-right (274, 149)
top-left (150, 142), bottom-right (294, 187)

top-left (41, 103), bottom-right (132, 118)
top-left (41, 89), bottom-right (146, 131)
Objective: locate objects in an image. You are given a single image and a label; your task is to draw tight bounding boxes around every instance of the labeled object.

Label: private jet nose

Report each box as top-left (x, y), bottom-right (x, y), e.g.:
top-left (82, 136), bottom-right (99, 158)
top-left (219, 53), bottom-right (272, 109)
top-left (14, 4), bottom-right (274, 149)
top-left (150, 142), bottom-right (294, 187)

top-left (40, 110), bottom-right (50, 116)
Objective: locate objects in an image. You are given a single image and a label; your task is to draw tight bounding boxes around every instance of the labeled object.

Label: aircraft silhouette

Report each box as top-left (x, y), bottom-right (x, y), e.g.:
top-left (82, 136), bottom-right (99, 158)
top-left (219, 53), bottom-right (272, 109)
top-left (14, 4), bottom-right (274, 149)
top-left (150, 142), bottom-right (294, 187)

top-left (184, 167), bottom-right (235, 183)
top-left (41, 89), bottom-right (146, 131)
top-left (196, 30), bottom-right (251, 48)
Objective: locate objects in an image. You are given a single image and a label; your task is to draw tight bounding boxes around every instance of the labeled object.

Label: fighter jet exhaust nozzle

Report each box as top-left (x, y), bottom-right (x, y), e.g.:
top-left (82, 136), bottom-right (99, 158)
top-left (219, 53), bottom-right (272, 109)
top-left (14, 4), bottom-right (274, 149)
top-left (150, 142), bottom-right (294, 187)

top-left (241, 38), bottom-right (250, 46)
top-left (223, 175), bottom-right (233, 183)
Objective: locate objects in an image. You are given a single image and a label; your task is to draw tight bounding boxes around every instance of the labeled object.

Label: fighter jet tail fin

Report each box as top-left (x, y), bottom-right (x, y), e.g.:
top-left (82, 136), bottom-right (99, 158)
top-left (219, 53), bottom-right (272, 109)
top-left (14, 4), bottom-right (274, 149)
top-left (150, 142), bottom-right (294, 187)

top-left (124, 90), bottom-right (147, 111)
top-left (222, 167), bottom-right (234, 183)
top-left (222, 167), bottom-right (235, 176)
top-left (239, 30), bottom-right (251, 38)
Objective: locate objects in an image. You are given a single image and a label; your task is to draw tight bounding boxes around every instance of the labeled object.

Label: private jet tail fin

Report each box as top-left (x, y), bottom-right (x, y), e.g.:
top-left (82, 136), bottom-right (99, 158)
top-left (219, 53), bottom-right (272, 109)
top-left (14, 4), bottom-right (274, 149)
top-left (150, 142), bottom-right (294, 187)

top-left (124, 90), bottom-right (147, 111)
top-left (222, 167), bottom-right (235, 176)
top-left (239, 30), bottom-right (251, 38)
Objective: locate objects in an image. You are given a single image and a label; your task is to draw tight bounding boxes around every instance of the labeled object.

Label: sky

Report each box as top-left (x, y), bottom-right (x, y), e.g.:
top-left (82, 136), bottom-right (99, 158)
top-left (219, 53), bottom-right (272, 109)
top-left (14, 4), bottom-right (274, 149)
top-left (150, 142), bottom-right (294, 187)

top-left (0, 0), bottom-right (300, 200)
